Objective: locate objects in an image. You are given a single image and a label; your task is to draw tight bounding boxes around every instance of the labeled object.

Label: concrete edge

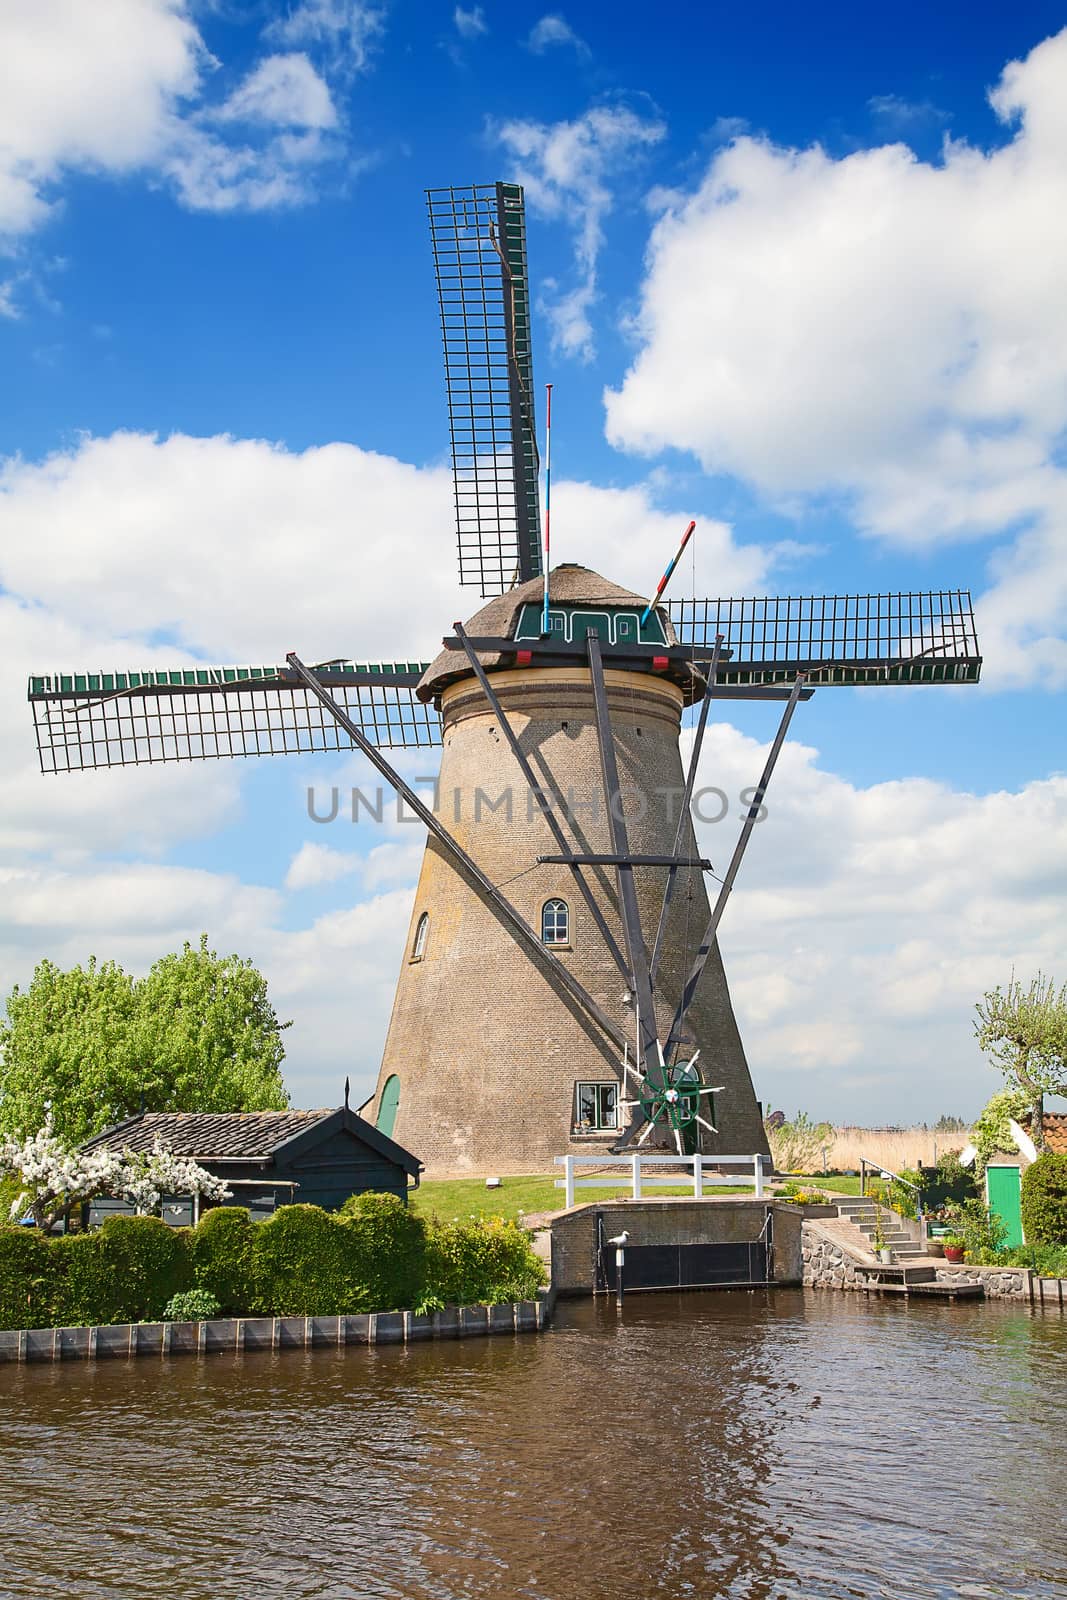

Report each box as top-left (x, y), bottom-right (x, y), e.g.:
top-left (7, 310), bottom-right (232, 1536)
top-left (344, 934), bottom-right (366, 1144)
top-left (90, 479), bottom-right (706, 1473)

top-left (0, 1288), bottom-right (557, 1365)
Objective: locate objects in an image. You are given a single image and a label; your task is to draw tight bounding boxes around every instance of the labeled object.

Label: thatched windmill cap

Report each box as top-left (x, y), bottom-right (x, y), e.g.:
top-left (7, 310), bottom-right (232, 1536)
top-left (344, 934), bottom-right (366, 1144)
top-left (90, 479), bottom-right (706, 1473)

top-left (418, 563), bottom-right (699, 706)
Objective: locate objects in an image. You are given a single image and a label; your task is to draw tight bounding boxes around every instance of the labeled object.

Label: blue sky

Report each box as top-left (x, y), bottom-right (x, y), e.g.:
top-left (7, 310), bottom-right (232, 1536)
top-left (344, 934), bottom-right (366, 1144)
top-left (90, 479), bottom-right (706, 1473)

top-left (1, 1), bottom-right (1065, 1125)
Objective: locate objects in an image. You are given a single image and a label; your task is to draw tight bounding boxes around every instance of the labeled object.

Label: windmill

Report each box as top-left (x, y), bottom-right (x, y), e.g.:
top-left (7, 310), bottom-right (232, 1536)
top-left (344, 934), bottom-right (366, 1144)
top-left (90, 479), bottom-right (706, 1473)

top-left (27, 182), bottom-right (983, 1174)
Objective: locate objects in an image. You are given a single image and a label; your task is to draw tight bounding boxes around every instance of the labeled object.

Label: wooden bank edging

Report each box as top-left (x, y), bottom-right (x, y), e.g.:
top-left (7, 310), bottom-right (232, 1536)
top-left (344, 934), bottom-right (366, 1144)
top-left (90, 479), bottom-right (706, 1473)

top-left (0, 1291), bottom-right (556, 1365)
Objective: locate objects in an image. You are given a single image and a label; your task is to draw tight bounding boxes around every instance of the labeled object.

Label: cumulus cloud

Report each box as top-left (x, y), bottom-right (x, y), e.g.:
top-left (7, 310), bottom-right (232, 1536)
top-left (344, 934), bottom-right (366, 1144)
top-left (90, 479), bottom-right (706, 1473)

top-left (0, 0), bottom-right (365, 239)
top-left (527, 14), bottom-right (589, 56)
top-left (496, 104), bottom-right (665, 359)
top-left (605, 29), bottom-right (1067, 686)
top-left (0, 430), bottom-right (773, 665)
top-left (688, 723), bottom-right (1067, 1120)
top-left (454, 6), bottom-right (487, 39)
top-left (212, 53), bottom-right (337, 131)
top-left (266, 0), bottom-right (385, 75)
top-left (285, 842), bottom-right (361, 890)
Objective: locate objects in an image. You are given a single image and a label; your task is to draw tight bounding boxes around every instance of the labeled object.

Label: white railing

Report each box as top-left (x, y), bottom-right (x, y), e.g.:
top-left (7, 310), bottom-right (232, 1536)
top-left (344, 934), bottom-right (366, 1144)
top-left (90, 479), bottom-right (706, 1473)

top-left (554, 1153), bottom-right (770, 1210)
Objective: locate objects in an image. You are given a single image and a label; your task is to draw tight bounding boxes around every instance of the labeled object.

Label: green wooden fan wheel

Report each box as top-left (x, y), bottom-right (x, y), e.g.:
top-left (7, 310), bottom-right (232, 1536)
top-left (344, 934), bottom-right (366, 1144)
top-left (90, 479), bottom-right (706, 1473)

top-left (638, 1060), bottom-right (702, 1132)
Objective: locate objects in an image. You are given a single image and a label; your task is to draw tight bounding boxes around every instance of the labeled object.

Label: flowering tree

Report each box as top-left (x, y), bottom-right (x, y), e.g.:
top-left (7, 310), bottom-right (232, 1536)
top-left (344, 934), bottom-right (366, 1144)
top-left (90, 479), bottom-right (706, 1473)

top-left (118, 1140), bottom-right (231, 1214)
top-left (1, 1116), bottom-right (231, 1230)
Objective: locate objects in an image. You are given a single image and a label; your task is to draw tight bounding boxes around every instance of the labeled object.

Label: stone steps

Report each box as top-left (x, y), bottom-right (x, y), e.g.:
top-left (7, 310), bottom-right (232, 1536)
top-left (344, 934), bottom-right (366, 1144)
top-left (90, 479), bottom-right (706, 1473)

top-left (831, 1198), bottom-right (926, 1260)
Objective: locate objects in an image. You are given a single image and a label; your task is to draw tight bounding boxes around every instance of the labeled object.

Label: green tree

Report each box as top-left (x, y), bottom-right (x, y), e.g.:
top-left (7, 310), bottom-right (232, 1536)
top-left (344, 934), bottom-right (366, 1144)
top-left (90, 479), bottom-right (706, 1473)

top-left (974, 973), bottom-right (1067, 1152)
top-left (132, 936), bottom-right (290, 1119)
top-left (0, 957), bottom-right (138, 1143)
top-left (0, 936), bottom-right (290, 1145)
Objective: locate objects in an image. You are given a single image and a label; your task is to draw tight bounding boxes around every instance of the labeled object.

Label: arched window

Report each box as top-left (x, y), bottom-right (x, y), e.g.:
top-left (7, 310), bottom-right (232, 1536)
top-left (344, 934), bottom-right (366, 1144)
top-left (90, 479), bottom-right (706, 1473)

top-left (411, 912), bottom-right (429, 960)
top-left (541, 898), bottom-right (569, 946)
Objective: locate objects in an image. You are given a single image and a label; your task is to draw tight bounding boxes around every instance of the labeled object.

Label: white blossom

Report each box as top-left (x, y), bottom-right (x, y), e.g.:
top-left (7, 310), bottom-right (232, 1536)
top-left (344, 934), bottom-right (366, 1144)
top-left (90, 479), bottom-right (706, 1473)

top-left (0, 1116), bottom-right (230, 1229)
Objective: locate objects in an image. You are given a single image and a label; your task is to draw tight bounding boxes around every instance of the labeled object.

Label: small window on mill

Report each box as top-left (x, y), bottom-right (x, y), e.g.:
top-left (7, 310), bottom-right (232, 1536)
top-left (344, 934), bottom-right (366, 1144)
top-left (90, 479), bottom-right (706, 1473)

top-left (411, 913), bottom-right (429, 960)
top-left (541, 898), bottom-right (569, 945)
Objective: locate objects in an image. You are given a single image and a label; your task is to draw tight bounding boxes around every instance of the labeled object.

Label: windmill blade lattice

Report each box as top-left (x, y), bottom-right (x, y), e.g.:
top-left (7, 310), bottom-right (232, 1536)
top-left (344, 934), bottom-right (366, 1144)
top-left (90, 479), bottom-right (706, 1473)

top-left (668, 591), bottom-right (981, 687)
top-left (428, 182), bottom-right (542, 596)
top-left (28, 662), bottom-right (440, 774)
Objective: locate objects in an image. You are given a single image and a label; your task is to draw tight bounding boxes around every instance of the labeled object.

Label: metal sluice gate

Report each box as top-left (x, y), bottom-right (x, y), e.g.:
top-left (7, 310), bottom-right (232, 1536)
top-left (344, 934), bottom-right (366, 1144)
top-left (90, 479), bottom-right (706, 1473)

top-left (595, 1211), bottom-right (773, 1295)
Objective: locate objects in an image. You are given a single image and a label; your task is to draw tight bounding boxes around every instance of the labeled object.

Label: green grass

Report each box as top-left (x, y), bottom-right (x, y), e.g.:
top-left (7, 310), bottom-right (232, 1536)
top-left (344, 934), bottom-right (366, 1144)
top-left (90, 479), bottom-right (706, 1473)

top-left (409, 1174), bottom-right (752, 1224)
top-left (816, 1175), bottom-right (863, 1195)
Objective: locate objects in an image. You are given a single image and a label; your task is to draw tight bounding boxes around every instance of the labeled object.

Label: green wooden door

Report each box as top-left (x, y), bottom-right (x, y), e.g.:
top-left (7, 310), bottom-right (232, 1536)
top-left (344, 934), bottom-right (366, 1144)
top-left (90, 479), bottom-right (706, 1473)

top-left (376, 1074), bottom-right (400, 1138)
top-left (987, 1164), bottom-right (1024, 1248)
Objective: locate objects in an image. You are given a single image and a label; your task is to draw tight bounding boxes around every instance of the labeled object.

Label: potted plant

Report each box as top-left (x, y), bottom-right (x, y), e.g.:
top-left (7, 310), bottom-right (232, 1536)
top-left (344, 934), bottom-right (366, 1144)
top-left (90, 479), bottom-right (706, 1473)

top-left (942, 1235), bottom-right (966, 1264)
top-left (870, 1215), bottom-right (893, 1264)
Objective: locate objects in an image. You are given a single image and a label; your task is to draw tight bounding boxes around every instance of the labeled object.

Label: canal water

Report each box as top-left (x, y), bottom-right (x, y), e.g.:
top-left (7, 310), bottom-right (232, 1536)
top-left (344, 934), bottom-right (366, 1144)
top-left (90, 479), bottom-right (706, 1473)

top-left (1, 1290), bottom-right (1064, 1600)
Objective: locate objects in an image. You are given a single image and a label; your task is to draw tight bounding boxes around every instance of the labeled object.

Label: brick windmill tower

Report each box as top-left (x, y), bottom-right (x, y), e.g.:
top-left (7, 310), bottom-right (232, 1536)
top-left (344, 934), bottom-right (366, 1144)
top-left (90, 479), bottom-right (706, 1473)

top-left (28, 183), bottom-right (983, 1174)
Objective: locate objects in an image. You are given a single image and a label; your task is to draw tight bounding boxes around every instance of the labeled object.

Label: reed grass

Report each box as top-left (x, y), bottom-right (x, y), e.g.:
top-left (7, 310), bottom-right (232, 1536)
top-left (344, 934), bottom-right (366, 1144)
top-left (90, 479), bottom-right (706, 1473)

top-left (824, 1127), bottom-right (971, 1174)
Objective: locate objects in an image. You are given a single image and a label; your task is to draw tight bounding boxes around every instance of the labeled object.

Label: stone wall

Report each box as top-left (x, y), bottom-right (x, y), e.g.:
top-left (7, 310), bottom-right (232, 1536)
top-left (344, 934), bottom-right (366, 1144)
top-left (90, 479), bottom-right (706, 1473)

top-left (802, 1220), bottom-right (1036, 1300)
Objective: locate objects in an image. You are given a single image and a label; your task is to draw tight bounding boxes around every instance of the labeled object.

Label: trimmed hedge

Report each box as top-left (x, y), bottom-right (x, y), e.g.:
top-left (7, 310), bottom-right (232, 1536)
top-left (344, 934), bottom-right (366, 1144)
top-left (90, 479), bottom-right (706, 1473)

top-left (191, 1205), bottom-right (258, 1314)
top-left (0, 1196), bottom-right (545, 1329)
top-left (1021, 1152), bottom-right (1067, 1247)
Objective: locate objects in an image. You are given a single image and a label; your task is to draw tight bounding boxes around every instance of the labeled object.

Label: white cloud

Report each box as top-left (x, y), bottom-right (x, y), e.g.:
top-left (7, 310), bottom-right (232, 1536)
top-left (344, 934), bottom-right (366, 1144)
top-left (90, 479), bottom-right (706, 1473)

top-left (0, 0), bottom-right (366, 238)
top-left (212, 53), bottom-right (337, 131)
top-left (496, 105), bottom-right (665, 359)
top-left (605, 28), bottom-right (1067, 686)
top-left (0, 431), bottom-right (774, 666)
top-left (266, 0), bottom-right (385, 75)
top-left (285, 841), bottom-right (360, 889)
top-left (454, 6), bottom-right (487, 39)
top-left (527, 14), bottom-right (589, 56)
top-left (687, 723), bottom-right (1067, 1121)
top-left (867, 93), bottom-right (948, 131)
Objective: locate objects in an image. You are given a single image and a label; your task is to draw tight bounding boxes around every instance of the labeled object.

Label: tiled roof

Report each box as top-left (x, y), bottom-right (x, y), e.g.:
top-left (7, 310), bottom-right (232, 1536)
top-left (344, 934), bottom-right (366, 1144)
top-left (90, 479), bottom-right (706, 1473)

top-left (1020, 1112), bottom-right (1067, 1155)
top-left (83, 1110), bottom-right (332, 1159)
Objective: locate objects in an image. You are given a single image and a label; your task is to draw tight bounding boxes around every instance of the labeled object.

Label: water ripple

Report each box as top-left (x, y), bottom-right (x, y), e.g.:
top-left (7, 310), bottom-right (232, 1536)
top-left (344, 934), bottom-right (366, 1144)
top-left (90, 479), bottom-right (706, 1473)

top-left (0, 1291), bottom-right (1064, 1600)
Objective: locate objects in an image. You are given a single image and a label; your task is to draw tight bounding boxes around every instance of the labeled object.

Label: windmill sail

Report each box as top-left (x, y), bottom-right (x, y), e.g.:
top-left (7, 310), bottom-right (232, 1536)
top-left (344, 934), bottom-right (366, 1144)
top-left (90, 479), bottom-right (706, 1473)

top-left (428, 182), bottom-right (542, 596)
top-left (667, 590), bottom-right (982, 686)
top-left (29, 662), bottom-right (441, 774)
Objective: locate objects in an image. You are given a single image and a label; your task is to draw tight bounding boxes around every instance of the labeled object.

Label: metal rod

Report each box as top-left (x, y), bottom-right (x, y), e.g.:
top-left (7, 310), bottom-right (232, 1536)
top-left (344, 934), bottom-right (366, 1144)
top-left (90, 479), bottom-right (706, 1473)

top-left (586, 634), bottom-right (662, 1124)
top-left (286, 651), bottom-right (627, 1055)
top-left (542, 383), bottom-right (552, 633)
top-left (641, 519), bottom-right (696, 627)
top-left (452, 622), bottom-right (631, 984)
top-left (649, 634), bottom-right (723, 985)
top-left (667, 673), bottom-right (807, 1051)
top-left (536, 853), bottom-right (714, 869)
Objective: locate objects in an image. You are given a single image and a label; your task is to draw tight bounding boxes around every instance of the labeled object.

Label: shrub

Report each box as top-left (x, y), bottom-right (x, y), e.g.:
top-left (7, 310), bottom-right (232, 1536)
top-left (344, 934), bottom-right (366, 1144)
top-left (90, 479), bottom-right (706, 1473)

top-left (998, 1243), bottom-right (1067, 1277)
top-left (0, 1225), bottom-right (58, 1330)
top-left (339, 1192), bottom-right (427, 1311)
top-left (1020, 1152), bottom-right (1067, 1247)
top-left (945, 1197), bottom-right (1008, 1263)
top-left (425, 1216), bottom-right (545, 1306)
top-left (91, 1215), bottom-right (193, 1323)
top-left (164, 1288), bottom-right (221, 1321)
top-left (971, 1088), bottom-right (1030, 1175)
top-left (251, 1204), bottom-right (371, 1315)
top-left (192, 1205), bottom-right (258, 1313)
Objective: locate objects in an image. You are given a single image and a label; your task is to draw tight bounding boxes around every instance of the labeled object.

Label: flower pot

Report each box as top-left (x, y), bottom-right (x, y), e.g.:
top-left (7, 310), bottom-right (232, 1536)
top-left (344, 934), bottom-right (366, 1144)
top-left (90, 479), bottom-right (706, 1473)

top-left (943, 1244), bottom-right (965, 1264)
top-left (926, 1240), bottom-right (945, 1259)
top-left (877, 1247), bottom-right (893, 1264)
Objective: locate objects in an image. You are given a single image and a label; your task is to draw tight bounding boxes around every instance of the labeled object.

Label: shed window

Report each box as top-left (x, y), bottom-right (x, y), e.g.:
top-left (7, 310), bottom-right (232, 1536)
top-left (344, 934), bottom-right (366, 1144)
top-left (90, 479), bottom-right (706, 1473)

top-left (411, 913), bottom-right (429, 960)
top-left (575, 1082), bottom-right (619, 1133)
top-left (541, 898), bottom-right (569, 945)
